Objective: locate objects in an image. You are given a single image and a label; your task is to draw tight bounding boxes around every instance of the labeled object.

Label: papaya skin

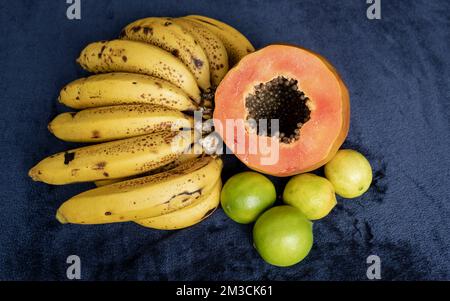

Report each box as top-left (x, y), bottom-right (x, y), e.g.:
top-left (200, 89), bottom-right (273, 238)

top-left (214, 44), bottom-right (350, 176)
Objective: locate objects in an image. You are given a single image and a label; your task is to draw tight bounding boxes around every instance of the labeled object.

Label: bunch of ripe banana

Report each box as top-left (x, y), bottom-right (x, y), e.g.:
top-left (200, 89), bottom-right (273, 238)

top-left (28, 15), bottom-right (254, 230)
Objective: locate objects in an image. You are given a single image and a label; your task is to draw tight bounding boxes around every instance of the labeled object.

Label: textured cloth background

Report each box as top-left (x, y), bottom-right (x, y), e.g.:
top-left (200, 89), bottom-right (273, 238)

top-left (0, 0), bottom-right (449, 280)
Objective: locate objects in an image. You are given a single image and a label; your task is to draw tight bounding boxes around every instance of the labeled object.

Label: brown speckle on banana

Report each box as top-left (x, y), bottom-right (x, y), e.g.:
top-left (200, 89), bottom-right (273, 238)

top-left (174, 18), bottom-right (229, 86)
top-left (184, 15), bottom-right (255, 67)
top-left (56, 156), bottom-right (223, 224)
top-left (49, 104), bottom-right (194, 143)
top-left (77, 40), bottom-right (201, 101)
top-left (135, 178), bottom-right (222, 230)
top-left (121, 17), bottom-right (211, 91)
top-left (28, 130), bottom-right (193, 185)
top-left (59, 73), bottom-right (198, 111)
top-left (93, 152), bottom-right (202, 187)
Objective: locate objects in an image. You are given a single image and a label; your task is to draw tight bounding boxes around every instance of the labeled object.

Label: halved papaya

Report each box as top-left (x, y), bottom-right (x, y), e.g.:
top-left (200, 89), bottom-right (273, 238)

top-left (214, 44), bottom-right (350, 176)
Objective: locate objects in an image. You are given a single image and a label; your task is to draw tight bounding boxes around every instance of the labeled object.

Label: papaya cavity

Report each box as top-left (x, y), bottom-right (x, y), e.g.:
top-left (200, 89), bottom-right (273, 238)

top-left (245, 76), bottom-right (311, 144)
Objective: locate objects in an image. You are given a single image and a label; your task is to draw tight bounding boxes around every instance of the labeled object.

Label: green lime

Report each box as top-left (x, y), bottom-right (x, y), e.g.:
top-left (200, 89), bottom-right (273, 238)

top-left (324, 149), bottom-right (372, 198)
top-left (220, 171), bottom-right (276, 224)
top-left (283, 173), bottom-right (336, 220)
top-left (253, 206), bottom-right (313, 267)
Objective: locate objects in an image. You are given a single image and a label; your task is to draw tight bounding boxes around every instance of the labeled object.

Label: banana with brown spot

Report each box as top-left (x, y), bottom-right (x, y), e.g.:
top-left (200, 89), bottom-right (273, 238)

top-left (120, 17), bottom-right (210, 91)
top-left (94, 152), bottom-right (202, 187)
top-left (56, 156), bottom-right (223, 224)
top-left (28, 130), bottom-right (193, 185)
top-left (48, 104), bottom-right (193, 143)
top-left (173, 18), bottom-right (229, 87)
top-left (77, 40), bottom-right (201, 101)
top-left (59, 73), bottom-right (198, 111)
top-left (184, 15), bottom-right (254, 67)
top-left (135, 178), bottom-right (221, 230)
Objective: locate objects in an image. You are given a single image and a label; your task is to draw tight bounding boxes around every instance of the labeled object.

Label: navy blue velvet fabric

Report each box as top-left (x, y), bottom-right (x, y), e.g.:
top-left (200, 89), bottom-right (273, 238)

top-left (0, 0), bottom-right (449, 280)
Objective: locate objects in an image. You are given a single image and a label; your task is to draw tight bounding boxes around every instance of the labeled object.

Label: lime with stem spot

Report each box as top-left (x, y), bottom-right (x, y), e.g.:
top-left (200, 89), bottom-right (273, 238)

top-left (283, 173), bottom-right (337, 220)
top-left (325, 149), bottom-right (372, 198)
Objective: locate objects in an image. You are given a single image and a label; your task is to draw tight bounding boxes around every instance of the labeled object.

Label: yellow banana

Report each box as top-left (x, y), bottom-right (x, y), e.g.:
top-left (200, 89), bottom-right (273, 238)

top-left (59, 73), bottom-right (198, 111)
top-left (56, 156), bottom-right (223, 224)
top-left (184, 15), bottom-right (254, 66)
top-left (48, 104), bottom-right (193, 143)
top-left (77, 40), bottom-right (201, 101)
top-left (120, 17), bottom-right (210, 91)
top-left (29, 130), bottom-right (193, 185)
top-left (173, 18), bottom-right (229, 87)
top-left (135, 178), bottom-right (221, 230)
top-left (93, 178), bottom-right (124, 187)
top-left (93, 152), bottom-right (202, 187)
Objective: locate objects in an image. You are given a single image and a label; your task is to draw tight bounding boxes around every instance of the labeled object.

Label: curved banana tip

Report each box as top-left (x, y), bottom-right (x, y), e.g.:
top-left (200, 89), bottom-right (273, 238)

top-left (28, 167), bottom-right (41, 182)
top-left (56, 211), bottom-right (68, 224)
top-left (47, 123), bottom-right (54, 134)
